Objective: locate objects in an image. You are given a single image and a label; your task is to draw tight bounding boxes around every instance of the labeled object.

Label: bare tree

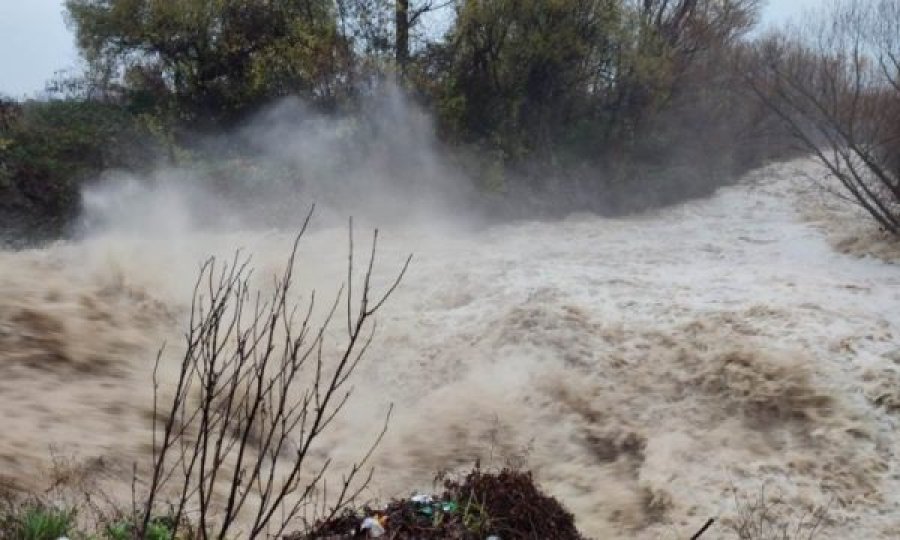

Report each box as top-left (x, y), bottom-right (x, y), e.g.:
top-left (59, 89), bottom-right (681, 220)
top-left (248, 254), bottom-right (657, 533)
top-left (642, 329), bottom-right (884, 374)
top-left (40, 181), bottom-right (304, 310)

top-left (395, 0), bottom-right (454, 74)
top-left (750, 0), bottom-right (900, 235)
top-left (630, 0), bottom-right (761, 56)
top-left (331, 0), bottom-right (454, 77)
top-left (137, 210), bottom-right (410, 539)
top-left (395, 0), bottom-right (410, 70)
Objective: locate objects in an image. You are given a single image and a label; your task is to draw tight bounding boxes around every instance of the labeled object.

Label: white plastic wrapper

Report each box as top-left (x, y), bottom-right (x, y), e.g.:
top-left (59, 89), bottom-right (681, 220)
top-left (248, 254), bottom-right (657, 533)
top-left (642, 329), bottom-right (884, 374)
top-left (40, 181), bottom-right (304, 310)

top-left (360, 516), bottom-right (386, 537)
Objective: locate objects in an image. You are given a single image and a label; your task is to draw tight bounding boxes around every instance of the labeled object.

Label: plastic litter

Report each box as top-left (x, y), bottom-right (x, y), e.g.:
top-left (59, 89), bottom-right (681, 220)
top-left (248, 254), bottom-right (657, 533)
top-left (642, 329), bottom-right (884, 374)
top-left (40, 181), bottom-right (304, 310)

top-left (360, 516), bottom-right (386, 537)
top-left (412, 497), bottom-right (459, 517)
top-left (486, 536), bottom-right (501, 540)
top-left (418, 505), bottom-right (435, 516)
top-left (411, 493), bottom-right (434, 504)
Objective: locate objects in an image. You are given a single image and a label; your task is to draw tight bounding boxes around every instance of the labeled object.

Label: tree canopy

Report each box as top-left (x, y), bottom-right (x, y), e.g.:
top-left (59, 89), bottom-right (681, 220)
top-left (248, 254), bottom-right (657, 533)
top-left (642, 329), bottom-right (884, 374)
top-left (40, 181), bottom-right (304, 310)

top-left (65, 0), bottom-right (349, 124)
top-left (18, 0), bottom-right (898, 238)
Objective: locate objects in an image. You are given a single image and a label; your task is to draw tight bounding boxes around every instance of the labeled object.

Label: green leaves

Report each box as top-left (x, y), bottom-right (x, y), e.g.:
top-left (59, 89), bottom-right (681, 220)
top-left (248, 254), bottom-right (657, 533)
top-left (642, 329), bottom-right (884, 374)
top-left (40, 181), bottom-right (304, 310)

top-left (0, 503), bottom-right (76, 540)
top-left (438, 0), bottom-right (622, 158)
top-left (66, 0), bottom-right (345, 126)
top-left (0, 98), bottom-right (164, 231)
top-left (104, 516), bottom-right (175, 540)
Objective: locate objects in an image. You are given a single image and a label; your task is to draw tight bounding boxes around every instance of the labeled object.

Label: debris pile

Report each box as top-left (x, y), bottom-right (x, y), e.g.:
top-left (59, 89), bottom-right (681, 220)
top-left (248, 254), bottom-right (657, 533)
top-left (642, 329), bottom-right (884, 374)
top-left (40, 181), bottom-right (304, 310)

top-left (296, 468), bottom-right (586, 539)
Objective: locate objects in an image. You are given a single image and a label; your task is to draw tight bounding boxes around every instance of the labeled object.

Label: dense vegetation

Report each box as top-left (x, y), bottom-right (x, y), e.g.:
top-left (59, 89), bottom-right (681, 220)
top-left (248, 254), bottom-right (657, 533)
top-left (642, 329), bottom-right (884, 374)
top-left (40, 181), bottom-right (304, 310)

top-left (0, 0), bottom-right (897, 238)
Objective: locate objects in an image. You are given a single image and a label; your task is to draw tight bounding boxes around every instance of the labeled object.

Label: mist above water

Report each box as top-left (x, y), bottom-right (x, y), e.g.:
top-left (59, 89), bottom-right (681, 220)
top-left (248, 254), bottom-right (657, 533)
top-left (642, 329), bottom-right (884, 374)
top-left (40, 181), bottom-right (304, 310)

top-left (79, 86), bottom-right (478, 240)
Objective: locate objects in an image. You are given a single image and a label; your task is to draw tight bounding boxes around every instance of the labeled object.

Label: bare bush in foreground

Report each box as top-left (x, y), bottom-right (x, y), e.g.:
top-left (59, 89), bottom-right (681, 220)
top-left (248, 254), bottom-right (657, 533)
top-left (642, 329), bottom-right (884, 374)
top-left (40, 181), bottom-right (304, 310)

top-left (137, 211), bottom-right (410, 539)
top-left (729, 485), bottom-right (829, 540)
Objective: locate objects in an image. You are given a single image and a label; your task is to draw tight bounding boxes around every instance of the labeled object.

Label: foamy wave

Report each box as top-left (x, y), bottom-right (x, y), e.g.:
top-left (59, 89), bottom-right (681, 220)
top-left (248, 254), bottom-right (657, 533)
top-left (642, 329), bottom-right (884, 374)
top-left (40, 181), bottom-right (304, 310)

top-left (1, 159), bottom-right (899, 537)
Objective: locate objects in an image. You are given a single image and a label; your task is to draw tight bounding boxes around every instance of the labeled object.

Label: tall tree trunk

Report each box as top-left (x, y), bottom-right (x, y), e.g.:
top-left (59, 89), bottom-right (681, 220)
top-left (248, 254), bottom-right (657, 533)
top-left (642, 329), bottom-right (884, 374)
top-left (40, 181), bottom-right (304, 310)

top-left (395, 0), bottom-right (409, 74)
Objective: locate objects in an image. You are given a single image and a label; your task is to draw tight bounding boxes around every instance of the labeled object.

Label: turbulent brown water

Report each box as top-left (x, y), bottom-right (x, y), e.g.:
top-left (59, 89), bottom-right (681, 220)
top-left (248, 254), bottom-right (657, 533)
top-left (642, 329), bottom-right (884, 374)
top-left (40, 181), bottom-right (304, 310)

top-left (1, 159), bottom-right (899, 538)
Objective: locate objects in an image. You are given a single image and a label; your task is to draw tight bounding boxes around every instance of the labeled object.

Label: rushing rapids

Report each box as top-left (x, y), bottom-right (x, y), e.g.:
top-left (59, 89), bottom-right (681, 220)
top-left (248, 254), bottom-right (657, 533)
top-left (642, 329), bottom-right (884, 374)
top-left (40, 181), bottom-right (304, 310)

top-left (0, 159), bottom-right (898, 538)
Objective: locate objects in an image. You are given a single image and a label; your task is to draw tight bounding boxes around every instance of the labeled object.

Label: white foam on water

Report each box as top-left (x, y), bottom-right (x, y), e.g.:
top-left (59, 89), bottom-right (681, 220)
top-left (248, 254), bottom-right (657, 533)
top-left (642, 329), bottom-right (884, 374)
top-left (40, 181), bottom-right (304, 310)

top-left (1, 159), bottom-right (899, 538)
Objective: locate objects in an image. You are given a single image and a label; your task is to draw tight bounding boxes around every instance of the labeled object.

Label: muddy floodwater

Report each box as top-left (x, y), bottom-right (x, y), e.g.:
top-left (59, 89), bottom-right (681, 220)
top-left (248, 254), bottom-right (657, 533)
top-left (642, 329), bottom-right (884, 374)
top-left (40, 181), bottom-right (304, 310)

top-left (1, 160), bottom-right (899, 538)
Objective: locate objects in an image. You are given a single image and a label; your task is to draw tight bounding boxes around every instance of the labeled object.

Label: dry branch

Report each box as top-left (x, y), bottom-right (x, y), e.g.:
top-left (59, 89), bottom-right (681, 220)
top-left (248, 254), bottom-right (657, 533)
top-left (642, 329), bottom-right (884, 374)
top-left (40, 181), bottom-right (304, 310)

top-left (136, 209), bottom-right (410, 539)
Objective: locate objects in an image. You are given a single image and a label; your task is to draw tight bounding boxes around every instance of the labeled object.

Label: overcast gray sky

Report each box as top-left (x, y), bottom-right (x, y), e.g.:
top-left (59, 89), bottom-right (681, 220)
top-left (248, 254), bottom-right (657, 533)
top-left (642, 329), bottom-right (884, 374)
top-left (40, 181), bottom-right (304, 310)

top-left (0, 0), bottom-right (821, 99)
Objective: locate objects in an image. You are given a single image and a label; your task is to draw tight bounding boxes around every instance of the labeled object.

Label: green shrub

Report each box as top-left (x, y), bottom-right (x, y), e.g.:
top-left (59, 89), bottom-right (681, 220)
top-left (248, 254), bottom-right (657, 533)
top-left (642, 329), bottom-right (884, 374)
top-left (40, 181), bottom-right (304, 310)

top-left (0, 98), bottom-right (163, 238)
top-left (0, 503), bottom-right (76, 540)
top-left (104, 516), bottom-right (174, 540)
